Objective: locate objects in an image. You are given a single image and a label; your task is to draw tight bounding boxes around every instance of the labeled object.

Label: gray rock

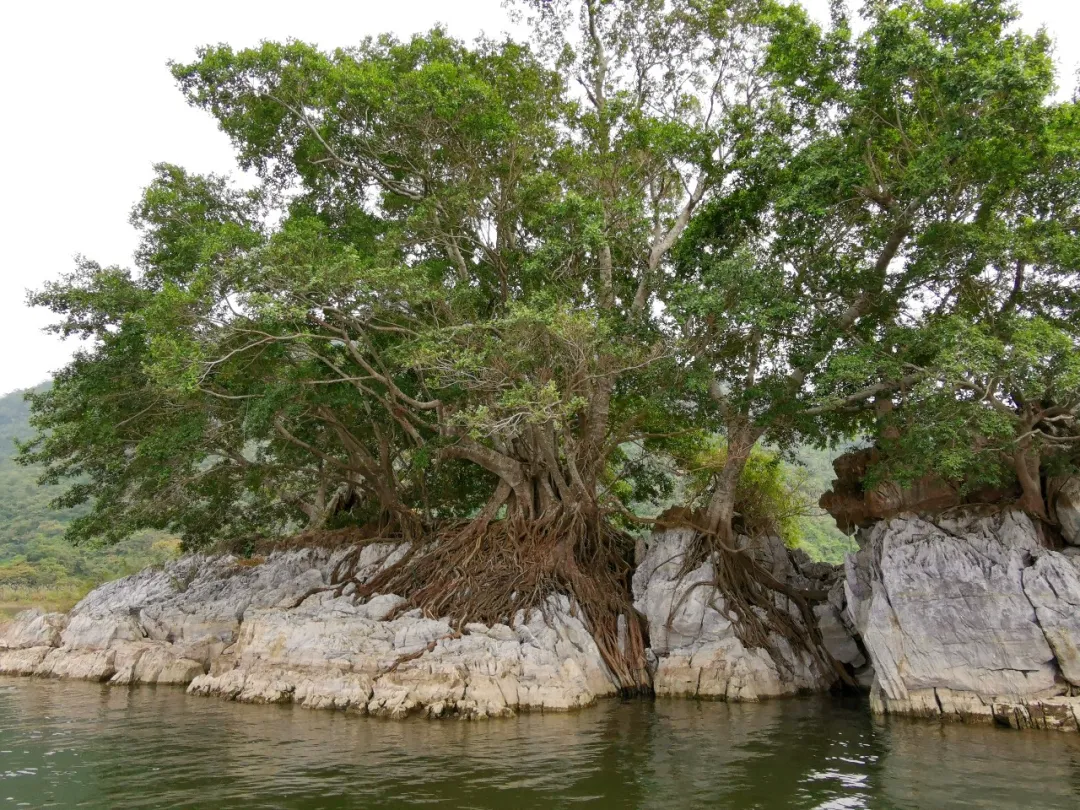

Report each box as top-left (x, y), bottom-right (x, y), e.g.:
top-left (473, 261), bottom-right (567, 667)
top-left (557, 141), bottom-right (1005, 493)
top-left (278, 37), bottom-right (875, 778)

top-left (1054, 477), bottom-right (1080, 546)
top-left (632, 527), bottom-right (836, 701)
top-left (0, 543), bottom-right (616, 718)
top-left (1, 527), bottom-right (865, 715)
top-left (1023, 552), bottom-right (1080, 685)
top-left (849, 508), bottom-right (1080, 731)
top-left (0, 610), bottom-right (67, 650)
top-left (814, 603), bottom-right (865, 669)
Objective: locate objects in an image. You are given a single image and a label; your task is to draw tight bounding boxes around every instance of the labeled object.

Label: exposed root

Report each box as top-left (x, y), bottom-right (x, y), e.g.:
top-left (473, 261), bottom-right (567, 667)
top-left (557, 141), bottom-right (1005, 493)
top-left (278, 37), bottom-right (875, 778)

top-left (680, 524), bottom-right (856, 690)
top-left (290, 509), bottom-right (652, 695)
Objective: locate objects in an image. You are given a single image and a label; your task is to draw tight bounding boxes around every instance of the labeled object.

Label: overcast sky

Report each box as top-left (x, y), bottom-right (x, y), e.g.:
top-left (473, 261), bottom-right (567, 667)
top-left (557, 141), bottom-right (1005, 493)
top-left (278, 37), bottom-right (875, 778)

top-left (1, 0), bottom-right (1077, 395)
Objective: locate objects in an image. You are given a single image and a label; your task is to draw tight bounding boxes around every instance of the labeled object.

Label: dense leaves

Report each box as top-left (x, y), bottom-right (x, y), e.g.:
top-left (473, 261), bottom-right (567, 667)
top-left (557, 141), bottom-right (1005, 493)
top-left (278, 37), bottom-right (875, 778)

top-left (22, 1), bottom-right (1079, 559)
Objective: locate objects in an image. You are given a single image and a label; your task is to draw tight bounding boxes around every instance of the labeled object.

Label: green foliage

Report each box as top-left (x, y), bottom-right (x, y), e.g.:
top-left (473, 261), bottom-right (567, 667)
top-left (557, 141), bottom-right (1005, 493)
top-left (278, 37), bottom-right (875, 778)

top-left (784, 445), bottom-right (858, 565)
top-left (19, 0), bottom-right (1080, 560)
top-left (679, 439), bottom-right (854, 561)
top-left (0, 387), bottom-right (179, 611)
top-left (669, 0), bottom-right (1078, 525)
top-left (683, 441), bottom-right (803, 544)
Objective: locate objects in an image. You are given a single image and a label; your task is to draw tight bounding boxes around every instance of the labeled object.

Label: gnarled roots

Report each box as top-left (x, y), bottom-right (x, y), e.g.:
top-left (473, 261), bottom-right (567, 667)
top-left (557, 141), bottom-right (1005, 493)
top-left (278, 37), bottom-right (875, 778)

top-left (298, 508), bottom-right (652, 694)
top-left (681, 528), bottom-right (856, 690)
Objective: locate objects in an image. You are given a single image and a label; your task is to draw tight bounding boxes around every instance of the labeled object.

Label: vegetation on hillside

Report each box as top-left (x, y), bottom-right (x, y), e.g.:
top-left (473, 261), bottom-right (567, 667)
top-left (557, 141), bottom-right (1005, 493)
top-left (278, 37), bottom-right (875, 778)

top-left (16, 1), bottom-right (1077, 682)
top-left (0, 387), bottom-right (178, 615)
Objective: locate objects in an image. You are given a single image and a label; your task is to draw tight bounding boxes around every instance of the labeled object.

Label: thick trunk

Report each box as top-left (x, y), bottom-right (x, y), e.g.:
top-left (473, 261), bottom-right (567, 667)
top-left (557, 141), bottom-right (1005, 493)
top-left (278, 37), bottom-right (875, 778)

top-left (703, 423), bottom-right (762, 538)
top-left (446, 419), bottom-right (606, 528)
top-left (1013, 438), bottom-right (1048, 521)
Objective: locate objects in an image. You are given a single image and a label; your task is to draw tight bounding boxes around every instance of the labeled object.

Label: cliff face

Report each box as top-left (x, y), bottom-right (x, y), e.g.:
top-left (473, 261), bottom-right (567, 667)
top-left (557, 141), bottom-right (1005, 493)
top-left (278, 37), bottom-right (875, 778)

top-left (818, 447), bottom-right (1080, 730)
top-left (0, 530), bottom-right (844, 717)
top-left (841, 509), bottom-right (1080, 731)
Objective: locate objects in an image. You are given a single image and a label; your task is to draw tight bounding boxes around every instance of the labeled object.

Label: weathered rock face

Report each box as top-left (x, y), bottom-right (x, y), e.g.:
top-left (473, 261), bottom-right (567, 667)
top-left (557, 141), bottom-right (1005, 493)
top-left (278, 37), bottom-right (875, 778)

top-left (632, 528), bottom-right (842, 701)
top-left (1050, 477), bottom-right (1080, 547)
top-left (0, 543), bottom-right (616, 718)
top-left (1, 528), bottom-right (853, 717)
top-left (843, 508), bottom-right (1080, 731)
top-left (819, 448), bottom-right (962, 535)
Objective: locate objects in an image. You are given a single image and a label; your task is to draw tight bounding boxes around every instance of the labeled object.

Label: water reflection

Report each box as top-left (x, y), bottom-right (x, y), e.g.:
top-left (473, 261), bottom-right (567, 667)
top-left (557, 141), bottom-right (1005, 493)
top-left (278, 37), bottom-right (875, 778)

top-left (1, 678), bottom-right (1078, 809)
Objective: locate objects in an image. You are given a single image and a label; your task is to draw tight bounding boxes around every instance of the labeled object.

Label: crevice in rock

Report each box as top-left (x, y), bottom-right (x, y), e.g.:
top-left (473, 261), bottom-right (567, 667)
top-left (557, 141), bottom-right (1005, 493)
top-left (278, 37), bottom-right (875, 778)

top-left (1017, 562), bottom-right (1070, 689)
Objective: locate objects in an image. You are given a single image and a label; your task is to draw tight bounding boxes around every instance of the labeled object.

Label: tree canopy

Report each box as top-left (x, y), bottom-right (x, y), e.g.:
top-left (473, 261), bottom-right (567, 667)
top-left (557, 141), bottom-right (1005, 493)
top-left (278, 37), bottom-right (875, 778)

top-left (20, 0), bottom-right (1080, 690)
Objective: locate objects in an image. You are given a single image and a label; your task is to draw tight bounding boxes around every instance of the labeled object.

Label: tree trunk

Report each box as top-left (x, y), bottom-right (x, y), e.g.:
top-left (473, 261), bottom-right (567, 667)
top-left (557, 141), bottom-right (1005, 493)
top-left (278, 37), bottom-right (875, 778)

top-left (1013, 437), bottom-right (1048, 521)
top-left (703, 423), bottom-right (763, 539)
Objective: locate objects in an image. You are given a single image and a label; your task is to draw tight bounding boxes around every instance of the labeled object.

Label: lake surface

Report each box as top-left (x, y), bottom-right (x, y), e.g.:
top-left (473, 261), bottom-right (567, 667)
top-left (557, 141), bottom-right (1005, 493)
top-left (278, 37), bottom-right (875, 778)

top-left (2, 678), bottom-right (1079, 809)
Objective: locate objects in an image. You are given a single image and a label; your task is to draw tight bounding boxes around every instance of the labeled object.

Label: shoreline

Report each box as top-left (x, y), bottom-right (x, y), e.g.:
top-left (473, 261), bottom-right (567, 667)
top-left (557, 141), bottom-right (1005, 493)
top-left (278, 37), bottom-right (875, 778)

top-left (4, 509), bottom-right (1080, 731)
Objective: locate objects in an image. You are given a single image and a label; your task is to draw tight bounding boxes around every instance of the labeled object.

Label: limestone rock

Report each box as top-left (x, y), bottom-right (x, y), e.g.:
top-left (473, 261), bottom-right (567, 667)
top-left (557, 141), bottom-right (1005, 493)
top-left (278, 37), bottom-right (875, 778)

top-left (2, 526), bottom-right (850, 716)
top-left (632, 527), bottom-right (836, 701)
top-left (109, 644), bottom-right (207, 686)
top-left (0, 646), bottom-right (53, 675)
top-left (1023, 552), bottom-right (1080, 685)
top-left (814, 603), bottom-right (865, 669)
top-left (870, 683), bottom-right (1080, 733)
top-left (1052, 477), bottom-right (1080, 546)
top-left (850, 508), bottom-right (1080, 731)
top-left (0, 610), bottom-right (67, 650)
top-left (0, 542), bottom-right (616, 718)
top-left (37, 648), bottom-right (117, 681)
top-left (189, 593), bottom-right (615, 718)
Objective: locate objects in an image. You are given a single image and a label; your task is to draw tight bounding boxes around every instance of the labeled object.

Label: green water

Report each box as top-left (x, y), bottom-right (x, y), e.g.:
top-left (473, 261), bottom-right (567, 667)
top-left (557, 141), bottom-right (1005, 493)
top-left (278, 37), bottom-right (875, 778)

top-left (2, 678), bottom-right (1079, 809)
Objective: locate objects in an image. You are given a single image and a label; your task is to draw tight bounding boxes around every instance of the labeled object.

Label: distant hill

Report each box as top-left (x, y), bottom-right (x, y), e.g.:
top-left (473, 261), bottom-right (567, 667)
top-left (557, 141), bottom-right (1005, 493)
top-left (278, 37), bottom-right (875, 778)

top-left (786, 444), bottom-right (858, 565)
top-left (0, 385), bottom-right (179, 614)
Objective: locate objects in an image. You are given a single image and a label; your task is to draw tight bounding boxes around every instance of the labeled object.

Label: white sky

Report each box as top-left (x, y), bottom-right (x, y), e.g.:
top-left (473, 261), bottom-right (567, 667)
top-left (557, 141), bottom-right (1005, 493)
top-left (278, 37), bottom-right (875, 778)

top-left (1, 0), bottom-right (1077, 395)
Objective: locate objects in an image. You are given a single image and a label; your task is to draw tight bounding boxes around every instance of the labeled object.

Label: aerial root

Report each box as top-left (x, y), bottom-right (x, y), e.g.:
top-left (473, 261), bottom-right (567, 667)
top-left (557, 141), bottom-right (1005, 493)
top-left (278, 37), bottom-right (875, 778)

top-left (288, 508), bottom-right (652, 694)
top-left (683, 529), bottom-right (857, 690)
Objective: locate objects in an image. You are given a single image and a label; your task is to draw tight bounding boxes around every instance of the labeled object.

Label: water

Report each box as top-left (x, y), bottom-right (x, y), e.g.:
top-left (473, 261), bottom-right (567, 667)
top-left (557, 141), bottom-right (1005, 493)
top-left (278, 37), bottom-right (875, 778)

top-left (2, 678), bottom-right (1079, 809)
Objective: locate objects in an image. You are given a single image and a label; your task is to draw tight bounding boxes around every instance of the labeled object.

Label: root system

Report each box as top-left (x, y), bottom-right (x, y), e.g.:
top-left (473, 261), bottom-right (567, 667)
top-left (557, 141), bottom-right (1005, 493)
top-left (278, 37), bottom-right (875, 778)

top-left (290, 508), bottom-right (653, 694)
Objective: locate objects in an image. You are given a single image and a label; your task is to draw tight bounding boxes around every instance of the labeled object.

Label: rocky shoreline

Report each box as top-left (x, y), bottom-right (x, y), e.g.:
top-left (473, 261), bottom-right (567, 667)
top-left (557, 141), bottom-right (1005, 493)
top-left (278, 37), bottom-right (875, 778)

top-left (844, 509), bottom-right (1080, 731)
top-left (0, 529), bottom-right (838, 718)
top-left (4, 507), bottom-right (1080, 731)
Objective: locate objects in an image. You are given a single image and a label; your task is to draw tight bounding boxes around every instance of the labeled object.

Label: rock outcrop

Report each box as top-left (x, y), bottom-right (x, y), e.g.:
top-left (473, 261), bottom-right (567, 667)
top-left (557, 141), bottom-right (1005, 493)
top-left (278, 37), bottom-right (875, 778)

top-left (0, 543), bottom-right (616, 718)
top-left (632, 527), bottom-right (843, 701)
top-left (1, 529), bottom-right (854, 717)
top-left (841, 508), bottom-right (1080, 731)
top-left (1050, 477), bottom-right (1080, 546)
top-left (15, 508), bottom-right (1076, 731)
top-left (819, 447), bottom-right (1022, 535)
top-left (819, 448), bottom-right (962, 534)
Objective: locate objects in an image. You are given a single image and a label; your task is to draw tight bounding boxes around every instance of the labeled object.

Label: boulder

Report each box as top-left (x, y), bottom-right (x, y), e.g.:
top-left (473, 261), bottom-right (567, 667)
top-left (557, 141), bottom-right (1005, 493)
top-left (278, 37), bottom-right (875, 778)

top-left (847, 508), bottom-right (1080, 730)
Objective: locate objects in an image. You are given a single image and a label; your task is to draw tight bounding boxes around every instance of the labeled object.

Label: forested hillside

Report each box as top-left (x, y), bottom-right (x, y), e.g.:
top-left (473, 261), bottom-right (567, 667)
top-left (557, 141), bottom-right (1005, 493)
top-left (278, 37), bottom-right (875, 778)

top-left (0, 386), bottom-right (178, 613)
top-left (785, 446), bottom-right (859, 564)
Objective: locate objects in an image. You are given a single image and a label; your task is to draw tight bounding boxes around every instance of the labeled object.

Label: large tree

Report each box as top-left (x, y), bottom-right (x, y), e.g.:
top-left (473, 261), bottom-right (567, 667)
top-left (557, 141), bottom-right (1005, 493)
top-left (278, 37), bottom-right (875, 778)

top-left (22, 0), bottom-right (1079, 688)
top-left (671, 0), bottom-right (1078, 538)
top-left (26, 6), bottom-right (795, 689)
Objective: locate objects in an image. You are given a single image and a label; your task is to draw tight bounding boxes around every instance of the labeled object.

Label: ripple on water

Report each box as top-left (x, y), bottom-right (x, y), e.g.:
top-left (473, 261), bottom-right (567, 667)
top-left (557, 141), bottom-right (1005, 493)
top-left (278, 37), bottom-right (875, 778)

top-left (1, 679), bottom-right (1079, 809)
